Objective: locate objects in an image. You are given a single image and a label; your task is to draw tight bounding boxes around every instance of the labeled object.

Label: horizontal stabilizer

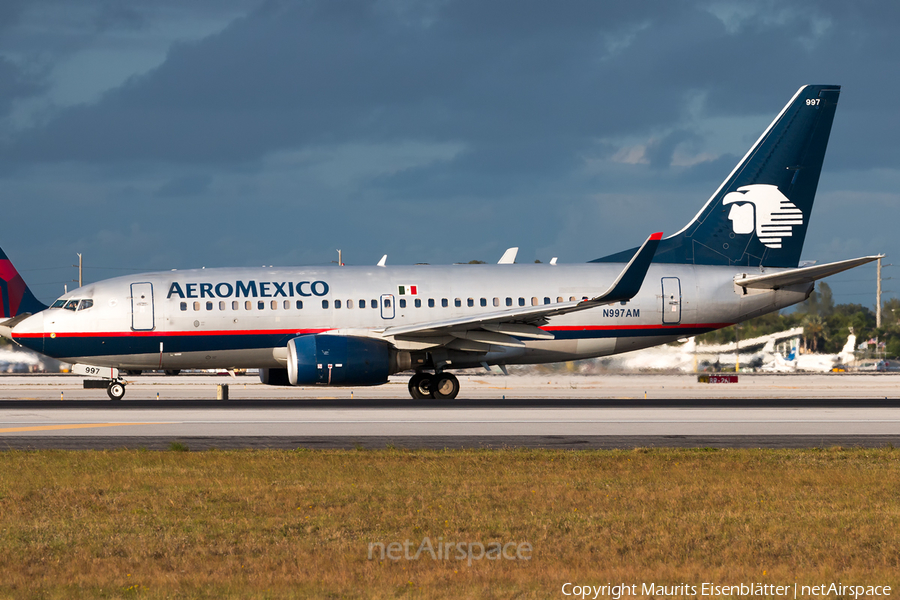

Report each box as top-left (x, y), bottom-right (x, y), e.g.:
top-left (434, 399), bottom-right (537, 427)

top-left (735, 255), bottom-right (883, 289)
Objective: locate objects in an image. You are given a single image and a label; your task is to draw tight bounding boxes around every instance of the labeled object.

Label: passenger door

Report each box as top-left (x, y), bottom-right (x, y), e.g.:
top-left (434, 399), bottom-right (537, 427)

top-left (661, 277), bottom-right (681, 325)
top-left (131, 282), bottom-right (155, 331)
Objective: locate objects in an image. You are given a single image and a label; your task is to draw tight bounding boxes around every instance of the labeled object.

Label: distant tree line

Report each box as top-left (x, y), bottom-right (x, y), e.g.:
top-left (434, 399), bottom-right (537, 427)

top-left (695, 282), bottom-right (900, 358)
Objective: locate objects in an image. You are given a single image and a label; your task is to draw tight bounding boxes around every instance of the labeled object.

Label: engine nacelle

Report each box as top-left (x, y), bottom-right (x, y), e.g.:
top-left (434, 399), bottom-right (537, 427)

top-left (259, 368), bottom-right (291, 386)
top-left (286, 335), bottom-right (393, 386)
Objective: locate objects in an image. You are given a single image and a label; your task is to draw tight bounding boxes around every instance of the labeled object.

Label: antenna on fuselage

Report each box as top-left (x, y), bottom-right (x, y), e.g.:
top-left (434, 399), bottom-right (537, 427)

top-left (377, 255), bottom-right (387, 267)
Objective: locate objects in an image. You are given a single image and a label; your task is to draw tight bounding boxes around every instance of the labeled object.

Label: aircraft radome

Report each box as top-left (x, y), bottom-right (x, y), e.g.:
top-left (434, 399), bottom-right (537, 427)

top-left (0, 85), bottom-right (883, 400)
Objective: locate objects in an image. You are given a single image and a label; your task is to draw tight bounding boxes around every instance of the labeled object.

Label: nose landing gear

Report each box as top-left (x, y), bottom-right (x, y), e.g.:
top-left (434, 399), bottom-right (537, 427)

top-left (408, 371), bottom-right (459, 400)
top-left (82, 375), bottom-right (127, 400)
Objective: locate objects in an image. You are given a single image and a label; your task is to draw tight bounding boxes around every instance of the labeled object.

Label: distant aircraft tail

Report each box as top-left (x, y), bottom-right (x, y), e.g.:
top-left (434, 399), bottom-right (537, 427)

top-left (594, 85), bottom-right (841, 268)
top-left (0, 247), bottom-right (47, 319)
top-left (839, 331), bottom-right (857, 363)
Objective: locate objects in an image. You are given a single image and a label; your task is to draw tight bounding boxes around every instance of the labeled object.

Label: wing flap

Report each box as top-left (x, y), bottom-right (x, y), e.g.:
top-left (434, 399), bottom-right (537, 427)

top-left (481, 323), bottom-right (555, 340)
top-left (451, 330), bottom-right (525, 347)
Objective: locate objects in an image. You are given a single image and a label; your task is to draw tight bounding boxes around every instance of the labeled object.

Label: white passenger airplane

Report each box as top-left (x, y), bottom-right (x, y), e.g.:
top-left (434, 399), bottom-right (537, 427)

top-left (0, 85), bottom-right (884, 399)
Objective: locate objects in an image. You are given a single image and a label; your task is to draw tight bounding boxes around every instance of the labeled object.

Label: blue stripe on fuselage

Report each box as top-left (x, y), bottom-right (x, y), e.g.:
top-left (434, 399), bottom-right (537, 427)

top-left (22, 325), bottom-right (722, 360)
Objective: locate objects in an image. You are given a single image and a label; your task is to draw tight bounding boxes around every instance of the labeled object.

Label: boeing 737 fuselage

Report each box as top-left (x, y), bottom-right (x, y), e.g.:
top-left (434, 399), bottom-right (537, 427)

top-left (0, 85), bottom-right (883, 399)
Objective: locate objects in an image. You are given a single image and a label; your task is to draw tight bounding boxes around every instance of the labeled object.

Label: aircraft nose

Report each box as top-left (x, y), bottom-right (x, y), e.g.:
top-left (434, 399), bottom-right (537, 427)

top-left (8, 313), bottom-right (44, 351)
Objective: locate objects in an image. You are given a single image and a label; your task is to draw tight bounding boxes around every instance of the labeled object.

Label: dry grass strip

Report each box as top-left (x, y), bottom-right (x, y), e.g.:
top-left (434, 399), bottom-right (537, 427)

top-left (0, 447), bottom-right (898, 599)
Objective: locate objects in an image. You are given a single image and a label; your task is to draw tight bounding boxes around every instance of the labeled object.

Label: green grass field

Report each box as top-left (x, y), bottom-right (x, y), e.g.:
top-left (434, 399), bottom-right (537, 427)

top-left (0, 448), bottom-right (898, 599)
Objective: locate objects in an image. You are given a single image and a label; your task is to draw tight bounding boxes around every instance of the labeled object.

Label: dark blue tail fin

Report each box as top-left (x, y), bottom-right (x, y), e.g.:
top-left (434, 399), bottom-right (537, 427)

top-left (0, 247), bottom-right (47, 318)
top-left (594, 85), bottom-right (841, 268)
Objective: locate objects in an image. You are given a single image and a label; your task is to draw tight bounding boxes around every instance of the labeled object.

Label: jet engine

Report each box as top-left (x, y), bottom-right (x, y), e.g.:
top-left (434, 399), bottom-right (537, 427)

top-left (278, 334), bottom-right (406, 386)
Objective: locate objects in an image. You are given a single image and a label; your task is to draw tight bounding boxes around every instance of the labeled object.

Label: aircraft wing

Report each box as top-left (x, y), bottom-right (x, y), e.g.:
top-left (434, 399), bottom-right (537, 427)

top-left (380, 232), bottom-right (662, 344)
top-left (735, 255), bottom-right (883, 290)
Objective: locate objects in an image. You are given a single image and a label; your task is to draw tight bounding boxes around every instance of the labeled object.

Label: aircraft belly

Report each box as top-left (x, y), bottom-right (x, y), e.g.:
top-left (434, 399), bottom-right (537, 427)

top-left (614, 335), bottom-right (681, 354)
top-left (501, 338), bottom-right (617, 363)
top-left (65, 348), bottom-right (283, 370)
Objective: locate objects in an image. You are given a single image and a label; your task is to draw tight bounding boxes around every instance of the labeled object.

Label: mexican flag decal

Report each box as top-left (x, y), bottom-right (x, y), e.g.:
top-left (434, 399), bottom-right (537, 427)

top-left (398, 285), bottom-right (418, 296)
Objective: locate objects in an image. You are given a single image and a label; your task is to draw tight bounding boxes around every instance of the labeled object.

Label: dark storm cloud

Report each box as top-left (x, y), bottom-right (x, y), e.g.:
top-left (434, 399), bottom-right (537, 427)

top-left (0, 58), bottom-right (43, 117)
top-left (9, 0), bottom-right (900, 174)
top-left (0, 0), bottom-right (26, 32)
top-left (6, 0), bottom-right (685, 165)
top-left (2, 0), bottom-right (899, 306)
top-left (154, 173), bottom-right (212, 197)
top-left (93, 3), bottom-right (145, 32)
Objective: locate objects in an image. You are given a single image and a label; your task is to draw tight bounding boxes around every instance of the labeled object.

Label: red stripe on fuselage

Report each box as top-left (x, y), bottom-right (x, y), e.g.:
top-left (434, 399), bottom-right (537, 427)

top-left (12, 328), bottom-right (334, 340)
top-left (12, 323), bottom-right (731, 341)
top-left (543, 322), bottom-right (732, 332)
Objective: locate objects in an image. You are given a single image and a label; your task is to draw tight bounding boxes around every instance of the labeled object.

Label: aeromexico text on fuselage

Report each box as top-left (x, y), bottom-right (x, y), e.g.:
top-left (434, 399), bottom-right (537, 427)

top-left (166, 279), bottom-right (330, 300)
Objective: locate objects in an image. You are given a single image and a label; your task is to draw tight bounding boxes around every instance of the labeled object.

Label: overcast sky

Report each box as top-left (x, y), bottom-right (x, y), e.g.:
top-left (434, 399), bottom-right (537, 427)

top-left (1, 0), bottom-right (898, 307)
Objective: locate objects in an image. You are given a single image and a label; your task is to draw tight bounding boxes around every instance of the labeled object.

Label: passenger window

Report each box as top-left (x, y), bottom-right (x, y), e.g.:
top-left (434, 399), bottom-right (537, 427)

top-left (415, 298), bottom-right (421, 308)
top-left (245, 301), bottom-right (252, 310)
top-left (180, 302), bottom-right (187, 311)
top-left (271, 300), bottom-right (278, 310)
top-left (322, 300), bottom-right (329, 309)
top-left (569, 296), bottom-right (577, 302)
top-left (531, 297), bottom-right (538, 306)
top-left (428, 299), bottom-right (435, 308)
top-left (359, 299), bottom-right (366, 308)
top-left (506, 297), bottom-right (512, 307)
top-left (296, 300), bottom-right (303, 309)
top-left (442, 298), bottom-right (449, 308)
top-left (493, 298), bottom-right (500, 307)
top-left (78, 299), bottom-right (93, 311)
top-left (519, 298), bottom-right (525, 306)
top-left (480, 298), bottom-right (486, 307)
top-left (399, 299), bottom-right (406, 308)
top-left (454, 298), bottom-right (461, 308)
top-left (258, 301), bottom-right (265, 310)
top-left (384, 299), bottom-right (391, 308)
top-left (334, 300), bottom-right (342, 309)
top-left (372, 299), bottom-right (378, 309)
top-left (64, 300), bottom-right (79, 311)
top-left (557, 297), bottom-right (564, 303)
top-left (193, 301), bottom-right (200, 311)
top-left (283, 300), bottom-right (290, 310)
top-left (232, 301), bottom-right (239, 310)
top-left (206, 301), bottom-right (213, 310)
top-left (467, 298), bottom-right (474, 307)
top-left (347, 299), bottom-right (354, 309)
top-left (220, 301), bottom-right (226, 310)
top-left (544, 297), bottom-right (551, 305)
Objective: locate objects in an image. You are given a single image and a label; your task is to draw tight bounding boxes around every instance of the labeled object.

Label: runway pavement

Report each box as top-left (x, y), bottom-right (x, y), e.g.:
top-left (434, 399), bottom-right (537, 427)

top-left (1, 373), bottom-right (898, 449)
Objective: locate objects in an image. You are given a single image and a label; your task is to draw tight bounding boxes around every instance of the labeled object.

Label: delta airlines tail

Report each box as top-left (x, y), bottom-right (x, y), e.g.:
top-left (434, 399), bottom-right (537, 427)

top-left (0, 85), bottom-right (884, 400)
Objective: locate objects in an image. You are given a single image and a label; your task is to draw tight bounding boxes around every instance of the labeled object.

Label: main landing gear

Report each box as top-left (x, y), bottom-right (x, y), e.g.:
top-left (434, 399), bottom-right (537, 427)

top-left (408, 371), bottom-right (460, 400)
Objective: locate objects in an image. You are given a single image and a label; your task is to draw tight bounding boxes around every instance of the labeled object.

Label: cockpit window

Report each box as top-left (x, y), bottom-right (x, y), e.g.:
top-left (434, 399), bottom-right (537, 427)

top-left (54, 298), bottom-right (93, 311)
